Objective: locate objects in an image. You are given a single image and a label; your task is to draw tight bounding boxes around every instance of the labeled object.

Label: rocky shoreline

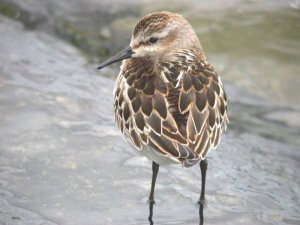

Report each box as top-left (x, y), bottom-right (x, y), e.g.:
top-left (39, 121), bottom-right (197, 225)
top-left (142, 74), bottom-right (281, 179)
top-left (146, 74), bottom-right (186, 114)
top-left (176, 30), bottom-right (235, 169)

top-left (0, 1), bottom-right (299, 224)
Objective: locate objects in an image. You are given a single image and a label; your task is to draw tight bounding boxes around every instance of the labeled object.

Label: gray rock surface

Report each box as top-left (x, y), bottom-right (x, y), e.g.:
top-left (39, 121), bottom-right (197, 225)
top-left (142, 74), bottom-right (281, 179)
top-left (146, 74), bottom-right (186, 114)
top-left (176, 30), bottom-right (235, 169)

top-left (0, 4), bottom-right (299, 225)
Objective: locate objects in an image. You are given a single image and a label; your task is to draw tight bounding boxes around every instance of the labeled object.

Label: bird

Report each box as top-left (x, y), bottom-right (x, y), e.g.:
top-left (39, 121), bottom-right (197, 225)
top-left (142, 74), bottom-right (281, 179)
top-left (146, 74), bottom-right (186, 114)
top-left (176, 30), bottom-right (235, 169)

top-left (98, 11), bottom-right (228, 204)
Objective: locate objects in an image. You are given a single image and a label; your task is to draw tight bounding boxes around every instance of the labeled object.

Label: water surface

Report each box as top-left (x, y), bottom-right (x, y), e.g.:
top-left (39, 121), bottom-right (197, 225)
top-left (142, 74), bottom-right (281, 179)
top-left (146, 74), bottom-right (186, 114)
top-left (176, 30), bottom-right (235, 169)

top-left (0, 1), bottom-right (300, 225)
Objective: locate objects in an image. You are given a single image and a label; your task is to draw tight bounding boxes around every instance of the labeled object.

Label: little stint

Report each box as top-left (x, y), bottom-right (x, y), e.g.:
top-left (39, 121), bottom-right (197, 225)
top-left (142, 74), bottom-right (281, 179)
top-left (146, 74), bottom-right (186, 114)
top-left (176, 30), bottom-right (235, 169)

top-left (98, 11), bottom-right (228, 204)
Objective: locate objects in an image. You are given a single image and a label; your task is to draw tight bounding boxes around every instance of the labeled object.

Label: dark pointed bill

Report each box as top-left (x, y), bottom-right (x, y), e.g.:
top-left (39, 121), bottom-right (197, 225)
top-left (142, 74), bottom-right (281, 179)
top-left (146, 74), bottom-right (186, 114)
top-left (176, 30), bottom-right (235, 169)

top-left (97, 46), bottom-right (133, 69)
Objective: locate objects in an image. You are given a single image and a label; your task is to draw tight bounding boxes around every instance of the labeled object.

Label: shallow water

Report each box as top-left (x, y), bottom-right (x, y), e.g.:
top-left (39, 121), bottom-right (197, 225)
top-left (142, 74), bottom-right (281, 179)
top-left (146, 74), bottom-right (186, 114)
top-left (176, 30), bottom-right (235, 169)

top-left (0, 1), bottom-right (300, 225)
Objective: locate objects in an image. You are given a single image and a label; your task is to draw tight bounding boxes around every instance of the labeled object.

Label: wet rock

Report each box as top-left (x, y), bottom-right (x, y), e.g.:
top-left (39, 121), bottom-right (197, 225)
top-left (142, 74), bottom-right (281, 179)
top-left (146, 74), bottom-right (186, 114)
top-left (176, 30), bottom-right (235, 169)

top-left (0, 0), bottom-right (141, 60)
top-left (0, 4), bottom-right (300, 225)
top-left (0, 15), bottom-right (118, 225)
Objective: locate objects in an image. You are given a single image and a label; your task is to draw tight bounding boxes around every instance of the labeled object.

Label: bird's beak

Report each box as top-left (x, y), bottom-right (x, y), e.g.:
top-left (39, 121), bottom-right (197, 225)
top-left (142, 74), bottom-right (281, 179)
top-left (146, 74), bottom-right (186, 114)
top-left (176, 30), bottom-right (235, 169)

top-left (97, 46), bottom-right (133, 69)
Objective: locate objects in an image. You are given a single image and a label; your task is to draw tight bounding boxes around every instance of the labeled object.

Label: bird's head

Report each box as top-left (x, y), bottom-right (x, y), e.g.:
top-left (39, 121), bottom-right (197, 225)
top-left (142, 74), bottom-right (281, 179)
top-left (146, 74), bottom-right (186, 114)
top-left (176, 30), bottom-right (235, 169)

top-left (98, 11), bottom-right (202, 69)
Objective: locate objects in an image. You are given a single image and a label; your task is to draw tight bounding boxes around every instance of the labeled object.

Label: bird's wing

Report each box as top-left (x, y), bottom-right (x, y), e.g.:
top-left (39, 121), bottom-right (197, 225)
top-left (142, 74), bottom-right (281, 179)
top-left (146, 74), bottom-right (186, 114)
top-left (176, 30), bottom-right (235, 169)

top-left (151, 61), bottom-right (228, 166)
top-left (114, 60), bottom-right (228, 166)
top-left (114, 69), bottom-right (197, 163)
top-left (178, 63), bottom-right (229, 165)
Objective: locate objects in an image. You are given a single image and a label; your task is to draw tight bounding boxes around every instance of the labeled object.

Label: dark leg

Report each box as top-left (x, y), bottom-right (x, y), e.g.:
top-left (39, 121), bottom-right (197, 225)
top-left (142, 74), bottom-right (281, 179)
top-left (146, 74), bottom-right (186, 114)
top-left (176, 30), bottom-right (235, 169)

top-left (198, 159), bottom-right (208, 204)
top-left (149, 161), bottom-right (159, 203)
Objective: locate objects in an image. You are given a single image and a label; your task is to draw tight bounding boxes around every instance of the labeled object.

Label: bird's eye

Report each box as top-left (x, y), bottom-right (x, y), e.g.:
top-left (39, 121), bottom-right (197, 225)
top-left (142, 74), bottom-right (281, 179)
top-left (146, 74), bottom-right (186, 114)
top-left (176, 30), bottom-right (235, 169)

top-left (148, 37), bottom-right (158, 44)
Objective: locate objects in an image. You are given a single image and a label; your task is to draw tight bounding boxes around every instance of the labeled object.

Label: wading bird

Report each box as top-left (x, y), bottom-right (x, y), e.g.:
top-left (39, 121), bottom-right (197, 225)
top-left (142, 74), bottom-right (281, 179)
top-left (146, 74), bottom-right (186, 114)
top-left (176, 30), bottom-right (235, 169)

top-left (98, 11), bottom-right (228, 204)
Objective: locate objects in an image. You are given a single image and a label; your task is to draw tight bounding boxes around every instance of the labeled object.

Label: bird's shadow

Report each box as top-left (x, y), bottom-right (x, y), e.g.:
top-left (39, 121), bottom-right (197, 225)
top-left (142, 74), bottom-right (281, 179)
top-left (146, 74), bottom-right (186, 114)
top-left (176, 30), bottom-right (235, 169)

top-left (148, 201), bottom-right (205, 225)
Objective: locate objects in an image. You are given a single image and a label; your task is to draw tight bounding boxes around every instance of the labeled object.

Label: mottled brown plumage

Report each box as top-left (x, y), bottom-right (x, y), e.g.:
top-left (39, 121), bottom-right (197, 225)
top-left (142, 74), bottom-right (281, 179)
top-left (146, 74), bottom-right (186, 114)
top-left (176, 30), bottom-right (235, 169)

top-left (114, 47), bottom-right (228, 166)
top-left (98, 11), bottom-right (228, 204)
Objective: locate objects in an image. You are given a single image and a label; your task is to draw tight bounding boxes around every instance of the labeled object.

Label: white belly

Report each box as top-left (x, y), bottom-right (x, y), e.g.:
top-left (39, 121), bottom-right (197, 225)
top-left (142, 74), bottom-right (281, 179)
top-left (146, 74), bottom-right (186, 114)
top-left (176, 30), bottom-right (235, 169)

top-left (134, 142), bottom-right (180, 165)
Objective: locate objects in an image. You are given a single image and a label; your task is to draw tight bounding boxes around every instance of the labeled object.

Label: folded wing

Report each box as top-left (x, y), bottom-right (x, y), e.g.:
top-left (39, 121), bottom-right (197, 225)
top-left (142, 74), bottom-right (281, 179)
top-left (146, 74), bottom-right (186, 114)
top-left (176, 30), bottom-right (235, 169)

top-left (114, 59), bottom-right (228, 167)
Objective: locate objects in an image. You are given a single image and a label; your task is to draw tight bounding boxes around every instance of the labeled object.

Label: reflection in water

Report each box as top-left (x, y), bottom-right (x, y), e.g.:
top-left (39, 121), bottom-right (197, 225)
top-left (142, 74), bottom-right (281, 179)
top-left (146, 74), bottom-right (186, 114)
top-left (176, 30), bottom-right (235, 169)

top-left (199, 203), bottom-right (204, 225)
top-left (148, 202), bottom-right (205, 225)
top-left (148, 202), bottom-right (154, 225)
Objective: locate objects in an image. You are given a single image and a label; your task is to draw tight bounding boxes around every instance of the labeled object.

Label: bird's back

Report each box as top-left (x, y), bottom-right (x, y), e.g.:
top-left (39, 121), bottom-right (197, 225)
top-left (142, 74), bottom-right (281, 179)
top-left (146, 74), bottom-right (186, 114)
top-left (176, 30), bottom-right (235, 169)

top-left (113, 49), bottom-right (228, 167)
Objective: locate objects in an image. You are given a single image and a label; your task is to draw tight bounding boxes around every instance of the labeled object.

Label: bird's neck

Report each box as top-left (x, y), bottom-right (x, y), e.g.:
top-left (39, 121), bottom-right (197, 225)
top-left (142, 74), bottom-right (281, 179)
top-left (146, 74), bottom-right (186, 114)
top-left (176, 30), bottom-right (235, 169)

top-left (123, 57), bottom-right (156, 76)
top-left (124, 48), bottom-right (206, 76)
top-left (161, 48), bottom-right (206, 68)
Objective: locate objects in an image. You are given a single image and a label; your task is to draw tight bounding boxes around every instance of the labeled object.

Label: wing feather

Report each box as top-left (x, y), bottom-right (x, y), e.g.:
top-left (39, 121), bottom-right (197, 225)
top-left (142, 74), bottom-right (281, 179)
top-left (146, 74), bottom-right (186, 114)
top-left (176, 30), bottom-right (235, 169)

top-left (113, 57), bottom-right (228, 165)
